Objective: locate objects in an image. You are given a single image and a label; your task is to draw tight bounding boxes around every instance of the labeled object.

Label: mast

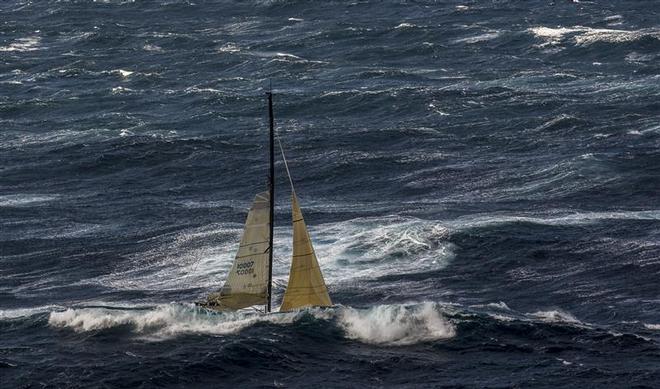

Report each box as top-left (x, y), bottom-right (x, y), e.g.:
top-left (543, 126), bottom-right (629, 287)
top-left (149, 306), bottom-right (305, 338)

top-left (266, 90), bottom-right (275, 313)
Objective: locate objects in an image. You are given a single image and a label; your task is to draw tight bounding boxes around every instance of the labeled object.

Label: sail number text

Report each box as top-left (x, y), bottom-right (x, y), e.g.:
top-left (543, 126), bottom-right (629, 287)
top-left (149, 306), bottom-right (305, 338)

top-left (236, 260), bottom-right (255, 275)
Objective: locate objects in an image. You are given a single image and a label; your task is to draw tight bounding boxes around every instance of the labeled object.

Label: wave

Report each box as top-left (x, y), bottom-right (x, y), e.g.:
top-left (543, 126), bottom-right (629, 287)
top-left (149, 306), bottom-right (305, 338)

top-left (0, 305), bottom-right (63, 320)
top-left (339, 302), bottom-right (455, 345)
top-left (447, 209), bottom-right (660, 230)
top-left (47, 302), bottom-right (456, 345)
top-left (529, 310), bottom-right (587, 326)
top-left (111, 69), bottom-right (134, 78)
top-left (0, 36), bottom-right (41, 52)
top-left (394, 23), bottom-right (418, 30)
top-left (452, 31), bottom-right (501, 45)
top-left (466, 302), bottom-right (591, 328)
top-left (0, 194), bottom-right (60, 207)
top-left (529, 26), bottom-right (660, 47)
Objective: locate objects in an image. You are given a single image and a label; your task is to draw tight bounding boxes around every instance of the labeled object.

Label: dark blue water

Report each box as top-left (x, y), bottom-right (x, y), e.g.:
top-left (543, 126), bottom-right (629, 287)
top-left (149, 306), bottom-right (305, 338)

top-left (2, 0), bottom-right (660, 387)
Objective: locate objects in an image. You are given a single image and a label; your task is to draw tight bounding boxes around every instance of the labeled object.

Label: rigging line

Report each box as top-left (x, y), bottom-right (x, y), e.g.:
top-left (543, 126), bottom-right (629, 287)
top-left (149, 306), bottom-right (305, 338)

top-left (275, 130), bottom-right (296, 195)
top-left (181, 250), bottom-right (206, 289)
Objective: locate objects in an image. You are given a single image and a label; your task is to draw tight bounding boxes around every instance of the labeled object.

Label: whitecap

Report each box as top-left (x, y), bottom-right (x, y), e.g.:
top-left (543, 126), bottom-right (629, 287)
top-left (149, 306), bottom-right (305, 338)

top-left (394, 23), bottom-right (416, 30)
top-left (628, 124), bottom-right (660, 135)
top-left (447, 210), bottom-right (660, 230)
top-left (339, 302), bottom-right (455, 345)
top-left (143, 44), bottom-right (163, 52)
top-left (452, 31), bottom-right (500, 44)
top-left (111, 69), bottom-right (133, 78)
top-left (218, 42), bottom-right (240, 53)
top-left (529, 310), bottom-right (587, 326)
top-left (0, 36), bottom-right (41, 52)
top-left (0, 194), bottom-right (59, 207)
top-left (48, 302), bottom-right (455, 345)
top-left (488, 302), bottom-right (510, 310)
top-left (48, 304), bottom-right (294, 336)
top-left (111, 86), bottom-right (134, 94)
top-left (528, 26), bottom-right (660, 47)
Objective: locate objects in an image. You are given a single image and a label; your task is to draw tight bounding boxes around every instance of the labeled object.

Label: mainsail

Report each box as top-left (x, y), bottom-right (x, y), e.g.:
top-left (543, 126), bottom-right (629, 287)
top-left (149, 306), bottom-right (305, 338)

top-left (279, 193), bottom-right (332, 311)
top-left (206, 191), bottom-right (271, 310)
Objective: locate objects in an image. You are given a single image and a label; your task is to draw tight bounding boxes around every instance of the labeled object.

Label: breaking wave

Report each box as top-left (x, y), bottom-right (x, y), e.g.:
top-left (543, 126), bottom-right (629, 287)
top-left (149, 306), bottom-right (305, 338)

top-left (47, 302), bottom-right (455, 345)
top-left (529, 26), bottom-right (660, 47)
top-left (0, 36), bottom-right (41, 52)
top-left (529, 310), bottom-right (588, 327)
top-left (447, 209), bottom-right (660, 230)
top-left (339, 302), bottom-right (455, 345)
top-left (0, 194), bottom-right (60, 207)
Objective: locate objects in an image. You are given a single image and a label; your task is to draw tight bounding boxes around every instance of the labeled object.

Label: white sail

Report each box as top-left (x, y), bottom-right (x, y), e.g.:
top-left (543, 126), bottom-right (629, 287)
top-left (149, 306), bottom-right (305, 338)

top-left (279, 193), bottom-right (332, 311)
top-left (206, 191), bottom-right (271, 310)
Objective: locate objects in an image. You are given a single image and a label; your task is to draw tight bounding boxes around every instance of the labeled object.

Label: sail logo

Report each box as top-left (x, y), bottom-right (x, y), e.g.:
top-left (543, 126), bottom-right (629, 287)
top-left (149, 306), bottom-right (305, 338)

top-left (236, 260), bottom-right (255, 275)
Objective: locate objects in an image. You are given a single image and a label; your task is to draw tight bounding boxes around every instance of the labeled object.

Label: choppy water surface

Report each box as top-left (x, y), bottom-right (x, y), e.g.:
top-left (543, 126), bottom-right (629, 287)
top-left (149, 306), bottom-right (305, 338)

top-left (2, 0), bottom-right (660, 387)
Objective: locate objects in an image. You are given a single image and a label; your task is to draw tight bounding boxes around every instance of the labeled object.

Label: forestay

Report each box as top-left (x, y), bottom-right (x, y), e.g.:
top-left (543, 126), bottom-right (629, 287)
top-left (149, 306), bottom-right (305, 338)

top-left (206, 191), bottom-right (271, 309)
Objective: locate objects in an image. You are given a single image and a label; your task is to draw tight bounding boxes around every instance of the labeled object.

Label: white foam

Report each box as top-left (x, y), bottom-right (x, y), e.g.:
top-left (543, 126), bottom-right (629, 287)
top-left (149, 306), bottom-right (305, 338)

top-left (48, 304), bottom-right (295, 336)
top-left (111, 86), bottom-right (134, 94)
top-left (394, 23), bottom-right (416, 30)
top-left (88, 216), bottom-right (454, 293)
top-left (448, 210), bottom-right (660, 230)
top-left (644, 323), bottom-right (660, 330)
top-left (0, 194), bottom-right (59, 207)
top-left (452, 31), bottom-right (500, 44)
top-left (47, 302), bottom-right (455, 345)
top-left (557, 358), bottom-right (573, 366)
top-left (339, 302), bottom-right (455, 345)
top-left (0, 305), bottom-right (62, 320)
top-left (529, 26), bottom-right (660, 47)
top-left (115, 69), bottom-right (134, 78)
top-left (489, 313), bottom-right (516, 322)
top-left (628, 124), bottom-right (660, 135)
top-left (314, 216), bottom-right (454, 281)
top-left (0, 36), bottom-right (41, 52)
top-left (471, 301), bottom-right (511, 311)
top-left (530, 310), bottom-right (585, 326)
top-left (143, 44), bottom-right (162, 52)
top-left (218, 42), bottom-right (240, 53)
top-left (274, 52), bottom-right (304, 60)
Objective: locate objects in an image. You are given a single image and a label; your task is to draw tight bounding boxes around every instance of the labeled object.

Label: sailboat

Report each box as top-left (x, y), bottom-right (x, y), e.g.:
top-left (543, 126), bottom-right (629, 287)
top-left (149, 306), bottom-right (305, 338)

top-left (197, 91), bottom-right (332, 313)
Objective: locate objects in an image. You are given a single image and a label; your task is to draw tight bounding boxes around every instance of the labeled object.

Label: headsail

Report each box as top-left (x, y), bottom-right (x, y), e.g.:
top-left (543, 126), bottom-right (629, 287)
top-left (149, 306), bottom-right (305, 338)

top-left (279, 193), bottom-right (332, 311)
top-left (206, 191), bottom-right (271, 310)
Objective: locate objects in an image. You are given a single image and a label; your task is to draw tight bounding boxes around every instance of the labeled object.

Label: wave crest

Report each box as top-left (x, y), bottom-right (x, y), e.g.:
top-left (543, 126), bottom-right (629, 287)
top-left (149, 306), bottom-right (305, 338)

top-left (48, 302), bottom-right (455, 345)
top-left (339, 302), bottom-right (455, 345)
top-left (529, 26), bottom-right (660, 47)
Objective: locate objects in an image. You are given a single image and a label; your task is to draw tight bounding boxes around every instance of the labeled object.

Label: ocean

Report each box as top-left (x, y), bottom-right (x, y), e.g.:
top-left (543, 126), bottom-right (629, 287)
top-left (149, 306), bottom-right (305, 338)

top-left (2, 0), bottom-right (660, 387)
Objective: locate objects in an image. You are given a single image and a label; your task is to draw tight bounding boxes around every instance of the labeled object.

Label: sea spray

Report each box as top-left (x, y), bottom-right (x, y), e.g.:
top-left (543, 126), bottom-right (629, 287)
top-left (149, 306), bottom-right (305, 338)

top-left (338, 302), bottom-right (456, 345)
top-left (48, 302), bottom-right (455, 345)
